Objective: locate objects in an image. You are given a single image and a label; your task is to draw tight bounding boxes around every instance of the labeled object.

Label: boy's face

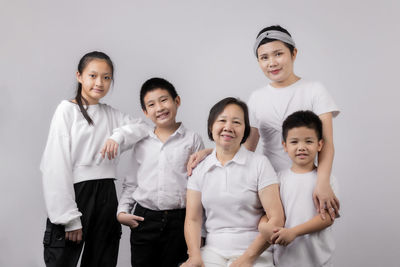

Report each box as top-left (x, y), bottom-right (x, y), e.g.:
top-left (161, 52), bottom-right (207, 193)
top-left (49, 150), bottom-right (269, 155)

top-left (283, 126), bottom-right (323, 172)
top-left (143, 88), bottom-right (180, 128)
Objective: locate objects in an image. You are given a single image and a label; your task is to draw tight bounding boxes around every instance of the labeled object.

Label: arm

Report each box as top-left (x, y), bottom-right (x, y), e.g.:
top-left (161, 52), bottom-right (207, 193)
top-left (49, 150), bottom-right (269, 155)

top-left (101, 117), bottom-right (149, 159)
top-left (272, 211), bottom-right (333, 246)
top-left (231, 184), bottom-right (285, 266)
top-left (314, 112), bottom-right (340, 220)
top-left (243, 127), bottom-right (260, 152)
top-left (40, 108), bottom-right (82, 242)
top-left (182, 189), bottom-right (204, 267)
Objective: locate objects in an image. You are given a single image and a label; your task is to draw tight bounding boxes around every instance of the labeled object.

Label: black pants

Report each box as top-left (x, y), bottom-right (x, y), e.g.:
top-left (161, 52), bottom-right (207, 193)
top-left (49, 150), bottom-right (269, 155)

top-left (130, 204), bottom-right (188, 267)
top-left (43, 179), bottom-right (121, 267)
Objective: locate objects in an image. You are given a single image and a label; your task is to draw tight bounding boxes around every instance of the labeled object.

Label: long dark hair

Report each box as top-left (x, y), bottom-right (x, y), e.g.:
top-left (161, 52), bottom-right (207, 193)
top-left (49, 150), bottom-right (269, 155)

top-left (75, 51), bottom-right (114, 125)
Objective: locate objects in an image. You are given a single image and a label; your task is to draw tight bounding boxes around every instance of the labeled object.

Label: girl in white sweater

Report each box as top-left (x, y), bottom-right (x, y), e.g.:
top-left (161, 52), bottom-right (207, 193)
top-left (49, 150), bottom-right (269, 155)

top-left (41, 51), bottom-right (146, 267)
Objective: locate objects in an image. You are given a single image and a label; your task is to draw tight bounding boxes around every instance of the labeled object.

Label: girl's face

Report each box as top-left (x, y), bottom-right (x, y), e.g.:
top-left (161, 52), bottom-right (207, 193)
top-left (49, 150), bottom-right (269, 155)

top-left (76, 59), bottom-right (113, 105)
top-left (212, 104), bottom-right (245, 152)
top-left (257, 40), bottom-right (298, 88)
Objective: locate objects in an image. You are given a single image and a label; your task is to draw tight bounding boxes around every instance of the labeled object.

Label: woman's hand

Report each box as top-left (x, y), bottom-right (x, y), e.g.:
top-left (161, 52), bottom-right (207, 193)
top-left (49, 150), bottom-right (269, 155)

top-left (117, 212), bottom-right (144, 228)
top-left (186, 148), bottom-right (213, 176)
top-left (229, 254), bottom-right (255, 267)
top-left (180, 256), bottom-right (204, 267)
top-left (65, 228), bottom-right (83, 243)
top-left (313, 181), bottom-right (339, 220)
top-left (100, 139), bottom-right (119, 160)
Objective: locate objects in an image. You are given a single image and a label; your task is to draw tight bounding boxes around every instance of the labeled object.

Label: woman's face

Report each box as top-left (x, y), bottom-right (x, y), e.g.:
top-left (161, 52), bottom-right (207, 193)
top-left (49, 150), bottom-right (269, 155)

top-left (257, 40), bottom-right (297, 88)
top-left (211, 104), bottom-right (245, 151)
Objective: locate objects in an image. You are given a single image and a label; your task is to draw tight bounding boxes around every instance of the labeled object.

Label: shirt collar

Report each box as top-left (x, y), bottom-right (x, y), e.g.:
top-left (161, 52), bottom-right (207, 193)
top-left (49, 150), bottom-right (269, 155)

top-left (203, 145), bottom-right (248, 172)
top-left (148, 122), bottom-right (185, 139)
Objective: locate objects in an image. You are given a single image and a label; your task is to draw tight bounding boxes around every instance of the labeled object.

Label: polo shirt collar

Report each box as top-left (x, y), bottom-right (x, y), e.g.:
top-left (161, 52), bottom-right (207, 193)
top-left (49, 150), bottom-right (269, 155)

top-left (148, 122), bottom-right (185, 139)
top-left (203, 145), bottom-right (248, 172)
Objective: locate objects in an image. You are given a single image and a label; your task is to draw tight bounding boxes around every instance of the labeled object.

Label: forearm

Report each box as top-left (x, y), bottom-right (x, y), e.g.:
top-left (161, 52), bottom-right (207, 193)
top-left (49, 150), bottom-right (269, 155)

top-left (291, 214), bottom-right (333, 237)
top-left (241, 233), bottom-right (271, 263)
top-left (184, 218), bottom-right (203, 258)
top-left (317, 140), bottom-right (334, 184)
top-left (244, 127), bottom-right (259, 152)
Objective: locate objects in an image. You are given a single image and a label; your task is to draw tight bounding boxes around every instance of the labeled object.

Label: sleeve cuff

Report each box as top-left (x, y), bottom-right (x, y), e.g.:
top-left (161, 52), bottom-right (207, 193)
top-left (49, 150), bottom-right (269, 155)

top-left (109, 132), bottom-right (124, 145)
top-left (65, 217), bottom-right (82, 231)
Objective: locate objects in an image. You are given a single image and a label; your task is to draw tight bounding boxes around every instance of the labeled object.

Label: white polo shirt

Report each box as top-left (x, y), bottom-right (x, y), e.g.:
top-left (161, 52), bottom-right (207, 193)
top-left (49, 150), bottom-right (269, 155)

top-left (248, 79), bottom-right (340, 172)
top-left (187, 146), bottom-right (278, 256)
top-left (118, 123), bottom-right (204, 213)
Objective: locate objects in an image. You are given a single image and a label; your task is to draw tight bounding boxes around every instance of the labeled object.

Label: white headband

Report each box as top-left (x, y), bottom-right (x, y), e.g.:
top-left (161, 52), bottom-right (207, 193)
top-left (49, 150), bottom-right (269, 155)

top-left (254, 30), bottom-right (296, 56)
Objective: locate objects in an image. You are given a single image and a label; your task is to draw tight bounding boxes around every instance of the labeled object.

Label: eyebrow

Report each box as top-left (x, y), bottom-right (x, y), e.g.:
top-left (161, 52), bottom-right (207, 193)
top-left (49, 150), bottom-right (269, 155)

top-left (259, 49), bottom-right (284, 55)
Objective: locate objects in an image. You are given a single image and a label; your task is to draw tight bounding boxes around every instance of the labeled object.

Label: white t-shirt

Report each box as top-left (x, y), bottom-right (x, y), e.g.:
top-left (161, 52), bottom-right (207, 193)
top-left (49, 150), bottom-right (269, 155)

top-left (187, 146), bottom-right (278, 256)
top-left (117, 123), bottom-right (204, 213)
top-left (274, 169), bottom-right (339, 267)
top-left (248, 79), bottom-right (340, 172)
top-left (40, 100), bottom-right (147, 231)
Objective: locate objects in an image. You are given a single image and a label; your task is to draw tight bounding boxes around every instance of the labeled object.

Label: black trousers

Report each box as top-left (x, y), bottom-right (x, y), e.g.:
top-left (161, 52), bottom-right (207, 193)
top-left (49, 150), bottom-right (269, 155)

top-left (43, 179), bottom-right (121, 267)
top-left (130, 204), bottom-right (188, 267)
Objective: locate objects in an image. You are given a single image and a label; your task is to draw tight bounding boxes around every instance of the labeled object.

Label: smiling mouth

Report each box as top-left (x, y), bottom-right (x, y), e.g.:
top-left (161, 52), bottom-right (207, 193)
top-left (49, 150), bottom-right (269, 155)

top-left (221, 134), bottom-right (234, 141)
top-left (296, 153), bottom-right (308, 158)
top-left (269, 69), bottom-right (281, 75)
top-left (157, 112), bottom-right (169, 119)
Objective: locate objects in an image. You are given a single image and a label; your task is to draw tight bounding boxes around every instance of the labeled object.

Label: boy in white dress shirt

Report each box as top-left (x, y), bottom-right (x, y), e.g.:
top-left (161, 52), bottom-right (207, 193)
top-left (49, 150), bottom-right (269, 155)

top-left (264, 110), bottom-right (339, 267)
top-left (113, 78), bottom-right (204, 267)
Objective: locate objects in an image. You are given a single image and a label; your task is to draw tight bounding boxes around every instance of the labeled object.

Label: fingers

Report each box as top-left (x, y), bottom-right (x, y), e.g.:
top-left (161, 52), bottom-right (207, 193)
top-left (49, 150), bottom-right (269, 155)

top-left (187, 154), bottom-right (196, 176)
top-left (313, 193), bottom-right (320, 214)
top-left (101, 140), bottom-right (119, 160)
top-left (131, 215), bottom-right (144, 221)
top-left (65, 229), bottom-right (83, 243)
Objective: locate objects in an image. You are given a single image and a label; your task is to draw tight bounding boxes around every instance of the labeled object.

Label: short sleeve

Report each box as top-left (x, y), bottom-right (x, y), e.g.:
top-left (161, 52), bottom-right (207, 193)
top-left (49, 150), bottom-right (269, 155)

top-left (312, 82), bottom-right (340, 118)
top-left (187, 169), bottom-right (202, 192)
top-left (247, 92), bottom-right (260, 128)
top-left (193, 133), bottom-right (205, 153)
top-left (257, 155), bottom-right (278, 191)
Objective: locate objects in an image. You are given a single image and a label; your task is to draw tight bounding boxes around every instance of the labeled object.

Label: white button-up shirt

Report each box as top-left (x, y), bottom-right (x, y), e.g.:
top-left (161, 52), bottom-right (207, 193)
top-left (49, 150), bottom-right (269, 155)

top-left (187, 146), bottom-right (278, 255)
top-left (118, 123), bottom-right (204, 213)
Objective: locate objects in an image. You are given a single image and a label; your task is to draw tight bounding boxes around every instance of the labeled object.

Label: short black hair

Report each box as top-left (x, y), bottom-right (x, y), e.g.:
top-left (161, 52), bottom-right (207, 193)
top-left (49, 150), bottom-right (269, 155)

top-left (207, 97), bottom-right (251, 144)
top-left (256, 25), bottom-right (295, 57)
top-left (140, 77), bottom-right (178, 110)
top-left (282, 110), bottom-right (323, 142)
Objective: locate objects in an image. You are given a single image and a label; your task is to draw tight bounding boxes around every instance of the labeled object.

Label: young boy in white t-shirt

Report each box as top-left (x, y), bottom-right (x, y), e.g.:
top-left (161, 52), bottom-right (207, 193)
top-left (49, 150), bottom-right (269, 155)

top-left (266, 110), bottom-right (339, 267)
top-left (106, 78), bottom-right (204, 267)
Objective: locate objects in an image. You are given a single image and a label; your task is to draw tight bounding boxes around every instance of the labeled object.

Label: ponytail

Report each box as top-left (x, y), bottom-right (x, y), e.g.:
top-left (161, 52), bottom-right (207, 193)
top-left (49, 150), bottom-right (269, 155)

top-left (75, 84), bottom-right (94, 125)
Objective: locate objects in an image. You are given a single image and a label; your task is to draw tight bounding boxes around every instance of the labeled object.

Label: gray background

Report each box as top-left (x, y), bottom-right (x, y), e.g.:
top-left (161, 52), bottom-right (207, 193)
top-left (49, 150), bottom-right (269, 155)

top-left (1, 0), bottom-right (399, 266)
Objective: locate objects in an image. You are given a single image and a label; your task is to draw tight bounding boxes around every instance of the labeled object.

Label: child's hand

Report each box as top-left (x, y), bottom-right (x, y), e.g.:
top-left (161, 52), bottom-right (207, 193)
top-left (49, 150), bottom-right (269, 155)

top-left (100, 139), bottom-right (119, 160)
top-left (65, 228), bottom-right (83, 244)
top-left (180, 256), bottom-right (204, 267)
top-left (187, 148), bottom-right (213, 176)
top-left (313, 182), bottom-right (340, 221)
top-left (271, 227), bottom-right (296, 246)
top-left (117, 212), bottom-right (144, 228)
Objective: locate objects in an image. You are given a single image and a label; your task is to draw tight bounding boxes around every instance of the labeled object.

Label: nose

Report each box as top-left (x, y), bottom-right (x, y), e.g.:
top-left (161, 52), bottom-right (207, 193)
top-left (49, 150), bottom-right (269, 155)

top-left (95, 76), bottom-right (103, 86)
top-left (297, 142), bottom-right (306, 151)
top-left (268, 56), bottom-right (277, 67)
top-left (223, 121), bottom-right (233, 131)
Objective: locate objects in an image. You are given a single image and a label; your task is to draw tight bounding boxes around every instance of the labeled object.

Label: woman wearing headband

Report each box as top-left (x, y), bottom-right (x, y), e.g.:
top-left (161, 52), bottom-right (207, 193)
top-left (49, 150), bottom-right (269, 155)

top-left (246, 25), bottom-right (340, 221)
top-left (188, 25), bottom-right (340, 221)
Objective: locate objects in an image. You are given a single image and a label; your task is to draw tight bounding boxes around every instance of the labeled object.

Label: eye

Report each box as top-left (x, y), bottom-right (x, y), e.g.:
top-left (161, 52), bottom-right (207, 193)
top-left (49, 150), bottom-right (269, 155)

top-left (89, 74), bottom-right (96, 78)
top-left (275, 52), bottom-right (282, 56)
top-left (161, 98), bottom-right (168, 102)
top-left (233, 121), bottom-right (241, 124)
top-left (147, 103), bottom-right (154, 108)
top-left (104, 76), bottom-right (111, 80)
top-left (218, 119), bottom-right (226, 122)
top-left (306, 140), bottom-right (314, 144)
top-left (259, 55), bottom-right (268, 61)
top-left (290, 141), bottom-right (298, 144)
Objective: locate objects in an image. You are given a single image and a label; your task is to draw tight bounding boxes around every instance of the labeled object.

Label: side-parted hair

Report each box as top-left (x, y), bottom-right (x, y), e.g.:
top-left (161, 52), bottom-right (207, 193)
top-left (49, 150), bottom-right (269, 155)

top-left (75, 51), bottom-right (114, 125)
top-left (282, 110), bottom-right (323, 142)
top-left (140, 77), bottom-right (178, 111)
top-left (256, 25), bottom-right (295, 57)
top-left (207, 97), bottom-right (251, 144)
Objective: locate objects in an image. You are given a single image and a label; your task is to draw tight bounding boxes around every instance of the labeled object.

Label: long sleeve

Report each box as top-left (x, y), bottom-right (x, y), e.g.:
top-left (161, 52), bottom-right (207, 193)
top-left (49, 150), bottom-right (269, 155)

top-left (40, 106), bottom-right (82, 231)
top-left (109, 114), bottom-right (150, 154)
top-left (117, 151), bottom-right (139, 215)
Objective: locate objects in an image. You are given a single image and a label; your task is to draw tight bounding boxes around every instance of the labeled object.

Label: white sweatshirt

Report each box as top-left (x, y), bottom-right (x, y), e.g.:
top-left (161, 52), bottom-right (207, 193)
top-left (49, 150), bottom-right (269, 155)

top-left (40, 100), bottom-right (148, 231)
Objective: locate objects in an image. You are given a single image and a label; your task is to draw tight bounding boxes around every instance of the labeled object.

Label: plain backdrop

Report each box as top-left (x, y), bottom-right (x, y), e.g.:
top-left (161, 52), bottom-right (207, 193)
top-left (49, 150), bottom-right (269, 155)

top-left (1, 0), bottom-right (399, 266)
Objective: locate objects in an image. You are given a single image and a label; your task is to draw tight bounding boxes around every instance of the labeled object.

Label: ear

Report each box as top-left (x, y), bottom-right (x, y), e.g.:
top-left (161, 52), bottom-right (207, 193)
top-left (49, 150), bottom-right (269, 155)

top-left (142, 108), bottom-right (148, 117)
top-left (76, 71), bottom-right (82, 83)
top-left (317, 139), bottom-right (324, 152)
top-left (174, 95), bottom-right (181, 107)
top-left (292, 48), bottom-right (298, 61)
top-left (282, 140), bottom-right (288, 152)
